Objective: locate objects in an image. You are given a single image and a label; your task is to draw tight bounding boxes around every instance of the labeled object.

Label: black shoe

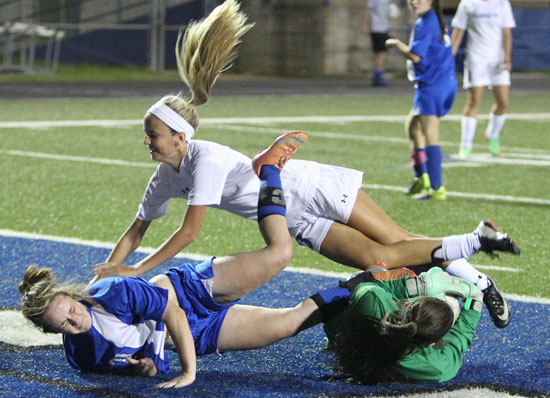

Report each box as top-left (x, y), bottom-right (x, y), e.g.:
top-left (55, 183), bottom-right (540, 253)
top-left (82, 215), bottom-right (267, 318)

top-left (475, 220), bottom-right (520, 257)
top-left (482, 278), bottom-right (510, 328)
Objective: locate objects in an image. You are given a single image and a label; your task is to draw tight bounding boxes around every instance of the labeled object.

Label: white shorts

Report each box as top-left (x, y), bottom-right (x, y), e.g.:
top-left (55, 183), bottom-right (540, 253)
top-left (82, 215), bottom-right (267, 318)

top-left (463, 59), bottom-right (511, 89)
top-left (288, 166), bottom-right (363, 252)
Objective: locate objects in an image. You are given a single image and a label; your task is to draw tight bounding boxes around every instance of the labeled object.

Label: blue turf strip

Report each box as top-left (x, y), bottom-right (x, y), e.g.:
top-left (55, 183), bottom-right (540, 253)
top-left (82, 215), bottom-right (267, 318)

top-left (1, 235), bottom-right (549, 397)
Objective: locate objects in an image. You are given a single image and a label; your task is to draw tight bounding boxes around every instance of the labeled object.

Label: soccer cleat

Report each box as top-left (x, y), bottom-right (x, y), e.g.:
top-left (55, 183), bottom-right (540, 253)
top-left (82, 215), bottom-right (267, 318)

top-left (406, 173), bottom-right (431, 195)
top-left (475, 219), bottom-right (520, 257)
top-left (458, 147), bottom-right (472, 159)
top-left (372, 76), bottom-right (388, 87)
top-left (370, 267), bottom-right (417, 281)
top-left (414, 185), bottom-right (446, 201)
top-left (251, 131), bottom-right (308, 176)
top-left (429, 186), bottom-right (447, 201)
top-left (372, 71), bottom-right (388, 87)
top-left (489, 138), bottom-right (501, 157)
top-left (482, 278), bottom-right (510, 328)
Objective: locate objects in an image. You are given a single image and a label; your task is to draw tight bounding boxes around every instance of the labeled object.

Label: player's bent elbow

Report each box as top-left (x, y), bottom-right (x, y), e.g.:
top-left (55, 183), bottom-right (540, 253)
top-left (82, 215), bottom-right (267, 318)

top-left (176, 228), bottom-right (199, 247)
top-left (278, 239), bottom-right (293, 265)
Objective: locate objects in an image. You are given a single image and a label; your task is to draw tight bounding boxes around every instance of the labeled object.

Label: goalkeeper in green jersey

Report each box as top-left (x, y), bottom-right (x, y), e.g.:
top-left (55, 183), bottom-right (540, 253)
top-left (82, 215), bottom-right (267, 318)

top-left (311, 267), bottom-right (484, 384)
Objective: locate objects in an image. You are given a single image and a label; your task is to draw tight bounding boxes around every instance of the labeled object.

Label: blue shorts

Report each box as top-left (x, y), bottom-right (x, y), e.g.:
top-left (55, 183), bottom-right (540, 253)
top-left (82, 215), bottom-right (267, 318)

top-left (165, 258), bottom-right (237, 356)
top-left (413, 74), bottom-right (457, 117)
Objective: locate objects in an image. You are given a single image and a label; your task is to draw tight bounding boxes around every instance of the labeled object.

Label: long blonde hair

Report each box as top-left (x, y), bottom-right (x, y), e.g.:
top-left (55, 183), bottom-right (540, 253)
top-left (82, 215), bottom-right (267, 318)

top-left (146, 0), bottom-right (254, 132)
top-left (18, 265), bottom-right (88, 333)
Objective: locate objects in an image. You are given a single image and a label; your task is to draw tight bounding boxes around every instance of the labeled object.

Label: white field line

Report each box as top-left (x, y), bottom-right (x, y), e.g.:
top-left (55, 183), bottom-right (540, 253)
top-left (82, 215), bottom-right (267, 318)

top-left (447, 153), bottom-right (550, 167)
top-left (2, 112), bottom-right (550, 129)
top-left (4, 122), bottom-right (550, 166)
top-left (363, 183), bottom-right (550, 206)
top-left (1, 149), bottom-right (548, 205)
top-left (1, 228), bottom-right (544, 304)
top-left (3, 115), bottom-right (550, 156)
top-left (0, 228), bottom-right (209, 262)
top-left (2, 149), bottom-right (156, 168)
top-left (211, 123), bottom-right (550, 156)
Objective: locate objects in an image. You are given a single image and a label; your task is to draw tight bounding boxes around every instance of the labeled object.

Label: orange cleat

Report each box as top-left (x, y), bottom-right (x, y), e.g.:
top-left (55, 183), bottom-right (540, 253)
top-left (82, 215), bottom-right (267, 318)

top-left (251, 131), bottom-right (308, 176)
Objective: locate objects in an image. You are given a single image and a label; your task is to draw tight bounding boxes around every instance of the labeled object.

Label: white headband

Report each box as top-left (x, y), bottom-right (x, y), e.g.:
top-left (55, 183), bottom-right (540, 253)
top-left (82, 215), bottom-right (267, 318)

top-left (147, 101), bottom-right (195, 142)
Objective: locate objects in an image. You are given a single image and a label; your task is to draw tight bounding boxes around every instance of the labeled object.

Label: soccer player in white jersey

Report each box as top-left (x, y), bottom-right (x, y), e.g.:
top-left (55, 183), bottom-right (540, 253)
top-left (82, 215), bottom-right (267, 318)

top-left (91, 0), bottom-right (518, 328)
top-left (363, 0), bottom-right (394, 86)
top-left (451, 0), bottom-right (516, 157)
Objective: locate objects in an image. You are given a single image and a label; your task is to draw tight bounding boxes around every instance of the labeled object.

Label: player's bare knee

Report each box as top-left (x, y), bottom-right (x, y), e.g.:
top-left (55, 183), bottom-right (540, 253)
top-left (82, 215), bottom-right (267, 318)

top-left (265, 241), bottom-right (292, 272)
top-left (495, 104), bottom-right (507, 114)
top-left (465, 98), bottom-right (480, 113)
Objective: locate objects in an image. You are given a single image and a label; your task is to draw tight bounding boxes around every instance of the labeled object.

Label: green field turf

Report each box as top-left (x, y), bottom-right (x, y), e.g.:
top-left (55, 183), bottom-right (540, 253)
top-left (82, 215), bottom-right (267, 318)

top-left (1, 90), bottom-right (549, 298)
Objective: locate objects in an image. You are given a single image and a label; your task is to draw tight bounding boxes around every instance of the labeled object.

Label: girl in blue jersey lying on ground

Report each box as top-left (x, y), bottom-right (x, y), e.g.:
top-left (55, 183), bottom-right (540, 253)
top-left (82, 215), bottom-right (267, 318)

top-left (386, 0), bottom-right (456, 200)
top-left (19, 135), bottom-right (517, 387)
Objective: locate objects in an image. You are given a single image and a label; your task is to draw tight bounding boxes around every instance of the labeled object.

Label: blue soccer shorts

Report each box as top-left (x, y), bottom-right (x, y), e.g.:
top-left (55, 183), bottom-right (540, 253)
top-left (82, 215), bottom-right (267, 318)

top-left (413, 73), bottom-right (457, 117)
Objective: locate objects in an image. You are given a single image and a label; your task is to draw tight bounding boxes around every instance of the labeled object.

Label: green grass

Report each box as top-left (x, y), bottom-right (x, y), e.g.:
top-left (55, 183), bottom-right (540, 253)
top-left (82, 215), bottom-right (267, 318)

top-left (0, 64), bottom-right (181, 83)
top-left (1, 90), bottom-right (549, 298)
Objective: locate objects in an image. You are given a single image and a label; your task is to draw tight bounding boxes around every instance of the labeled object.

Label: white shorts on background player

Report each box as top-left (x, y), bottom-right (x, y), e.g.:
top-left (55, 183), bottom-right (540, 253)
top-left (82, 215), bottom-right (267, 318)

top-left (451, 0), bottom-right (515, 88)
top-left (137, 140), bottom-right (362, 253)
top-left (463, 59), bottom-right (510, 88)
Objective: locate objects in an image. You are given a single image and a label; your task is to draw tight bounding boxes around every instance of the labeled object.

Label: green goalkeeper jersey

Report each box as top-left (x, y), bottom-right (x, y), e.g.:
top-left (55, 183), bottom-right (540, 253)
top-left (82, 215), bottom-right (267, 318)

top-left (324, 277), bottom-right (481, 383)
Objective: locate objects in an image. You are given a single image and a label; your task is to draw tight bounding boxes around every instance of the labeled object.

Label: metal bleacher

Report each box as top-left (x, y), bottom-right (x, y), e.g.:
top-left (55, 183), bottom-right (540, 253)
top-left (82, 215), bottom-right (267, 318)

top-left (1, 21), bottom-right (64, 73)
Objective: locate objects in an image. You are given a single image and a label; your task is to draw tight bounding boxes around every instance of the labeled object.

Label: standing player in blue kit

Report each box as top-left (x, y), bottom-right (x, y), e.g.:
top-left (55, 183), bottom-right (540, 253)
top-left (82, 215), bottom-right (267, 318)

top-left (386, 0), bottom-right (456, 200)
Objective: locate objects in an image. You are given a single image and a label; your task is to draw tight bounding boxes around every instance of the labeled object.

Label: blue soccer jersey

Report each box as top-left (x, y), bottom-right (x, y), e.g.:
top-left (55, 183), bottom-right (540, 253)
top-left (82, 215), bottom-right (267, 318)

top-left (406, 9), bottom-right (454, 85)
top-left (63, 277), bottom-right (170, 374)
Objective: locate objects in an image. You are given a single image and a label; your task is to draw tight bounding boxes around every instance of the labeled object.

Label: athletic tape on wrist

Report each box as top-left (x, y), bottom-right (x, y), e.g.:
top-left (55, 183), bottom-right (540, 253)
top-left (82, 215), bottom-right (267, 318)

top-left (258, 187), bottom-right (286, 207)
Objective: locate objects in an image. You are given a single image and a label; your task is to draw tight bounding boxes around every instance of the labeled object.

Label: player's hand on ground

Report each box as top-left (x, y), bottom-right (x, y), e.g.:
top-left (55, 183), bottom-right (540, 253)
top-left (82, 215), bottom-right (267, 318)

top-left (92, 262), bottom-right (138, 280)
top-left (127, 357), bottom-right (158, 377)
top-left (156, 372), bottom-right (196, 389)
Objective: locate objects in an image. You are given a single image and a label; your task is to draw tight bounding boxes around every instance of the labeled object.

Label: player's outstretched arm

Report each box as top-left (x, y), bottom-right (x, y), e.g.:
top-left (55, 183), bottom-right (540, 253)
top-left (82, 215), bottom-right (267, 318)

top-left (385, 38), bottom-right (421, 63)
top-left (156, 300), bottom-right (197, 389)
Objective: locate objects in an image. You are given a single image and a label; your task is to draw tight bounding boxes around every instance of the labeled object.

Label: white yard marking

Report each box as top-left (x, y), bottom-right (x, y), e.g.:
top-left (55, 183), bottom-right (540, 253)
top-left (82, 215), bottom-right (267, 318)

top-left (0, 310), bottom-right (63, 347)
top-left (1, 149), bottom-right (547, 205)
top-left (448, 153), bottom-right (550, 167)
top-left (2, 150), bottom-right (156, 168)
top-left (0, 229), bottom-right (210, 261)
top-left (363, 183), bottom-right (550, 206)
top-left (2, 229), bottom-right (542, 303)
top-left (2, 112), bottom-right (550, 129)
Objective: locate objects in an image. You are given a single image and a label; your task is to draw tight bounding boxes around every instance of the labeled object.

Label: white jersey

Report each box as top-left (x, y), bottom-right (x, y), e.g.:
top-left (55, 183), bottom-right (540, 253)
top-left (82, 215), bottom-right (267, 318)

top-left (367, 0), bottom-right (392, 33)
top-left (137, 140), bottom-right (323, 231)
top-left (452, 0), bottom-right (515, 64)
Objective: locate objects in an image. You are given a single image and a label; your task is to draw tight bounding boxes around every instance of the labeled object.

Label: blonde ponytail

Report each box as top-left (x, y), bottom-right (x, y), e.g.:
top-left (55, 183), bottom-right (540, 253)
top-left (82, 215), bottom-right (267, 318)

top-left (19, 265), bottom-right (88, 333)
top-left (177, 0), bottom-right (253, 106)
top-left (147, 0), bottom-right (253, 133)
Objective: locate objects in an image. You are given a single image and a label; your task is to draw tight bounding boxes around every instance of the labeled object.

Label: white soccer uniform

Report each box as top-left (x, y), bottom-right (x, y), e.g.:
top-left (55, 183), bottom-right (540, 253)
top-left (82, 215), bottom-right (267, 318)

top-left (367, 0), bottom-right (392, 33)
top-left (137, 140), bottom-right (363, 252)
top-left (452, 0), bottom-right (515, 88)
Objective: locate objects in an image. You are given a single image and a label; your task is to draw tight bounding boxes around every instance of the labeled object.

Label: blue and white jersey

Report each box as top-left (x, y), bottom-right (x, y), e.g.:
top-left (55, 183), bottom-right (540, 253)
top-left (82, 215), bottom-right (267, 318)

top-left (406, 9), bottom-right (455, 85)
top-left (63, 277), bottom-right (170, 374)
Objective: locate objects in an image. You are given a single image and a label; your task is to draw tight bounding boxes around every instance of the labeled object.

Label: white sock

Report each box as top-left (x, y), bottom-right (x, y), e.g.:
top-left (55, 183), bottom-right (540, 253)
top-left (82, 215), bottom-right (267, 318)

top-left (445, 258), bottom-right (490, 290)
top-left (487, 113), bottom-right (507, 139)
top-left (433, 233), bottom-right (482, 262)
top-left (461, 116), bottom-right (477, 150)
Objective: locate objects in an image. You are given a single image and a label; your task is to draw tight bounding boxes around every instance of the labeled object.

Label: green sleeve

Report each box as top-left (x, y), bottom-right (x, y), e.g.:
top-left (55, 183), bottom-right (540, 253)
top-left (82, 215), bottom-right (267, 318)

top-left (369, 277), bottom-right (411, 301)
top-left (397, 308), bottom-right (481, 382)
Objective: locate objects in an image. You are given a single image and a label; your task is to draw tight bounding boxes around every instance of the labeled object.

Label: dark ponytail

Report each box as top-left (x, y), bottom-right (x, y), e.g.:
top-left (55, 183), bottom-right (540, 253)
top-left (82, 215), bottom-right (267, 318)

top-left (432, 0), bottom-right (446, 43)
top-left (331, 297), bottom-right (454, 384)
